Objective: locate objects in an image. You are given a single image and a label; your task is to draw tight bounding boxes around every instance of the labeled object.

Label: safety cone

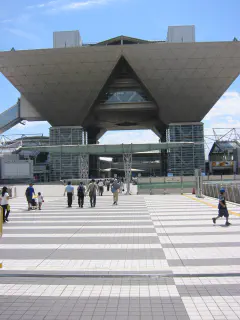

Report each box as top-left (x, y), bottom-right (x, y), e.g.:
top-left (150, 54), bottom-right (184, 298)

top-left (192, 188), bottom-right (195, 195)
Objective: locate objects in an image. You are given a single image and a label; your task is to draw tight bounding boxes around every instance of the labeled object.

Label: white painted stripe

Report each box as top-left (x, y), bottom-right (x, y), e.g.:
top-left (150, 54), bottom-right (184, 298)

top-left (9, 212), bottom-right (149, 216)
top-left (3, 233), bottom-right (158, 238)
top-left (1, 259), bottom-right (170, 271)
top-left (3, 225), bottom-right (155, 230)
top-left (164, 247), bottom-right (240, 260)
top-left (174, 277), bottom-right (240, 285)
top-left (171, 265), bottom-right (240, 274)
top-left (7, 219), bottom-right (151, 224)
top-left (0, 284), bottom-right (179, 297)
top-left (155, 226), bottom-right (240, 233)
top-left (0, 244), bottom-right (162, 249)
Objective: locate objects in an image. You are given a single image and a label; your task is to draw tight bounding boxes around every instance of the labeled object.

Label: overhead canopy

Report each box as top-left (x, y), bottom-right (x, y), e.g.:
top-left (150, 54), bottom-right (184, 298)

top-left (21, 142), bottom-right (194, 155)
top-left (1, 40), bottom-right (240, 136)
top-left (100, 168), bottom-right (145, 172)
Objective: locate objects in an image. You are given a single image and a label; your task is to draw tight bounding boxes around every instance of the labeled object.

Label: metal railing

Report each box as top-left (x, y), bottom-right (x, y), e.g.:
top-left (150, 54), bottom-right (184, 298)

top-left (202, 182), bottom-right (240, 204)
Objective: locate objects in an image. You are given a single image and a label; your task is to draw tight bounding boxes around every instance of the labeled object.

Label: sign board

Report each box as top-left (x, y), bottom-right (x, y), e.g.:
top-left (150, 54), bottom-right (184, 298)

top-left (165, 177), bottom-right (181, 183)
top-left (201, 172), bottom-right (206, 176)
top-left (212, 161), bottom-right (234, 168)
top-left (1, 161), bottom-right (33, 179)
top-left (167, 173), bottom-right (173, 177)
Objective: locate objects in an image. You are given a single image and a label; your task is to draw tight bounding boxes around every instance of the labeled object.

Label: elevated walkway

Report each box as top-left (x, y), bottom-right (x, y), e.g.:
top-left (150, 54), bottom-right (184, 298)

top-left (21, 142), bottom-right (194, 155)
top-left (0, 101), bottom-right (22, 134)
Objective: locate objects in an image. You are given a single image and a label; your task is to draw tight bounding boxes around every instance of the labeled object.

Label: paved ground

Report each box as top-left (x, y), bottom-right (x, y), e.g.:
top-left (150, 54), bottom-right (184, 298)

top-left (0, 193), bottom-right (240, 319)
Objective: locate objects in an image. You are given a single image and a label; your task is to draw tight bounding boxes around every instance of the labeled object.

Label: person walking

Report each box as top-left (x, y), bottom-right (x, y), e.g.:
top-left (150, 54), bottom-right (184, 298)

top-left (64, 181), bottom-right (74, 208)
top-left (87, 179), bottom-right (98, 207)
top-left (25, 183), bottom-right (35, 211)
top-left (0, 186), bottom-right (10, 222)
top-left (106, 179), bottom-right (110, 192)
top-left (98, 179), bottom-right (104, 196)
top-left (77, 182), bottom-right (85, 208)
top-left (111, 179), bottom-right (121, 205)
top-left (37, 192), bottom-right (44, 210)
top-left (212, 188), bottom-right (231, 226)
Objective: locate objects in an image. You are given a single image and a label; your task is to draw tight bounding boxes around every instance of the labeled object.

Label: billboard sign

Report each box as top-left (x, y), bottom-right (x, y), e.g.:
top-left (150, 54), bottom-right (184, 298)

top-left (211, 161), bottom-right (234, 168)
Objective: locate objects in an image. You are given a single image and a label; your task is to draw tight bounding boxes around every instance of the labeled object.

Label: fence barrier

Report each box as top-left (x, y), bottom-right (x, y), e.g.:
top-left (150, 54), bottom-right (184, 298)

top-left (137, 177), bottom-right (195, 195)
top-left (137, 175), bottom-right (240, 198)
top-left (202, 182), bottom-right (240, 204)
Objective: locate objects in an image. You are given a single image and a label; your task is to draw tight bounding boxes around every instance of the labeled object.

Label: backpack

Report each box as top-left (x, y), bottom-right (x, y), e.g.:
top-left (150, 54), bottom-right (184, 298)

top-left (78, 185), bottom-right (84, 195)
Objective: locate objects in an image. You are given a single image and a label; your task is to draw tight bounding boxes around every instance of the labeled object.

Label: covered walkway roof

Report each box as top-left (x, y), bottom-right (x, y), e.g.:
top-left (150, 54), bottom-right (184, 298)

top-left (21, 142), bottom-right (194, 155)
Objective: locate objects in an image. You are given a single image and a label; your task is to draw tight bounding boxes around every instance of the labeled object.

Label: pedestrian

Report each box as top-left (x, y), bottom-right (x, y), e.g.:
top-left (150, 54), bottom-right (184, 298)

top-left (98, 179), bottom-right (104, 196)
top-left (87, 179), bottom-right (97, 207)
top-left (106, 179), bottom-right (110, 192)
top-left (37, 192), bottom-right (44, 210)
top-left (64, 181), bottom-right (74, 208)
top-left (0, 186), bottom-right (10, 223)
top-left (111, 179), bottom-right (121, 205)
top-left (25, 183), bottom-right (35, 211)
top-left (77, 182), bottom-right (85, 208)
top-left (212, 188), bottom-right (231, 226)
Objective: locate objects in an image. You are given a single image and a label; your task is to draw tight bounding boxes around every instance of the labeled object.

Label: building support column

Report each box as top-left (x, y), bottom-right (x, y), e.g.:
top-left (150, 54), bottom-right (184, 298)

top-left (123, 153), bottom-right (132, 195)
top-left (79, 153), bottom-right (89, 182)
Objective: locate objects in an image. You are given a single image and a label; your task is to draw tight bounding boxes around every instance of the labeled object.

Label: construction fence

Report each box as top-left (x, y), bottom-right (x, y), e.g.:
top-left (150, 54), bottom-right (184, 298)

top-left (137, 174), bottom-right (240, 195)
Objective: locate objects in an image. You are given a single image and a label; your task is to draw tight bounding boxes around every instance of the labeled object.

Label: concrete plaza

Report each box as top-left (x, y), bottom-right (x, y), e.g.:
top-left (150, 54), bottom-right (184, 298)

top-left (0, 193), bottom-right (240, 320)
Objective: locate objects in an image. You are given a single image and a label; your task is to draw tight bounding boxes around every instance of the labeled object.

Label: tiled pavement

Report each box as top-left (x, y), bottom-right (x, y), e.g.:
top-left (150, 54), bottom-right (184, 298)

top-left (0, 193), bottom-right (240, 319)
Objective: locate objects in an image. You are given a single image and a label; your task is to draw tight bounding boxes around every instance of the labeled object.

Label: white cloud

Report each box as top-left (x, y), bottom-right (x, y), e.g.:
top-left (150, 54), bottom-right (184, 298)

top-left (100, 130), bottom-right (159, 145)
top-left (61, 0), bottom-right (113, 10)
top-left (14, 121), bottom-right (49, 129)
top-left (0, 19), bottom-right (12, 24)
top-left (203, 90), bottom-right (240, 158)
top-left (204, 91), bottom-right (240, 121)
top-left (27, 1), bottom-right (60, 9)
top-left (26, 0), bottom-right (121, 12)
top-left (5, 28), bottom-right (40, 42)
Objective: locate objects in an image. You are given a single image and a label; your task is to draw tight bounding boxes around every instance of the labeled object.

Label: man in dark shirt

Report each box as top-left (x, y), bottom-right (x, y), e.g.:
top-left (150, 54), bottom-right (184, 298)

top-left (25, 183), bottom-right (35, 211)
top-left (212, 188), bottom-right (231, 226)
top-left (77, 182), bottom-right (85, 208)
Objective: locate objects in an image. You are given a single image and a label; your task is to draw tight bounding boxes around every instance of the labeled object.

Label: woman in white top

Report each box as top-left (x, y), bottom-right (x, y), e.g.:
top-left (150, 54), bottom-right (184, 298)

top-left (1, 186), bottom-right (10, 223)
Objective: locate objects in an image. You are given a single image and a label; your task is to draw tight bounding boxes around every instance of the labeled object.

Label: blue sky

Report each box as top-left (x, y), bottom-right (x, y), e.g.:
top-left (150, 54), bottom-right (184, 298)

top-left (0, 0), bottom-right (240, 150)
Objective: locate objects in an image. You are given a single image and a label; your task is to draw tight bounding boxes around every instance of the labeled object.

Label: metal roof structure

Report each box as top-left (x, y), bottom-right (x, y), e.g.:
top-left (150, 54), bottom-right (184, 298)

top-left (1, 40), bottom-right (240, 139)
top-left (21, 142), bottom-right (194, 155)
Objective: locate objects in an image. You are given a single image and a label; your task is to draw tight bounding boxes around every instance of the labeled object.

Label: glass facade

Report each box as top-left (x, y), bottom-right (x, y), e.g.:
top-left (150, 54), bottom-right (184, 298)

top-left (167, 123), bottom-right (205, 176)
top-left (0, 102), bottom-right (20, 132)
top-left (103, 90), bottom-right (150, 104)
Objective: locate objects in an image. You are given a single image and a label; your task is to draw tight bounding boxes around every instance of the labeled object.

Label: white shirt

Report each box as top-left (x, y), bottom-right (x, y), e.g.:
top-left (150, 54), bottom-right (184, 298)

top-left (98, 181), bottom-right (104, 187)
top-left (1, 192), bottom-right (9, 206)
top-left (38, 195), bottom-right (43, 203)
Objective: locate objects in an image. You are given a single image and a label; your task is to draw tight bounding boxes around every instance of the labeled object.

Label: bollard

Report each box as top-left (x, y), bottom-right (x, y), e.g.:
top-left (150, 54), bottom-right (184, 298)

top-left (181, 176), bottom-right (184, 195)
top-left (163, 176), bottom-right (166, 195)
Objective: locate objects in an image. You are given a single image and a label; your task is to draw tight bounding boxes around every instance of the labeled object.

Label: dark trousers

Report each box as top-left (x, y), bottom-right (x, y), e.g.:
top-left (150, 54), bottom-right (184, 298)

top-left (90, 193), bottom-right (96, 207)
top-left (107, 185), bottom-right (110, 191)
top-left (78, 194), bottom-right (84, 207)
top-left (99, 186), bottom-right (103, 196)
top-left (67, 193), bottom-right (73, 207)
top-left (1, 205), bottom-right (9, 222)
